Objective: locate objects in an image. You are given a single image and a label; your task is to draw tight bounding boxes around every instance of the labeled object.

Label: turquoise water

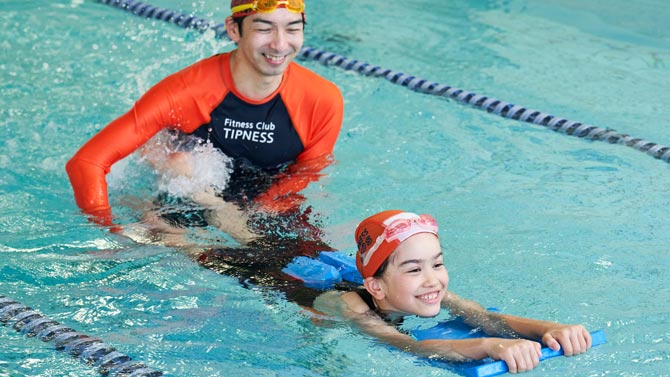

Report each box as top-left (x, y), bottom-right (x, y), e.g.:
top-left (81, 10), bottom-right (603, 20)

top-left (2, 0), bottom-right (670, 376)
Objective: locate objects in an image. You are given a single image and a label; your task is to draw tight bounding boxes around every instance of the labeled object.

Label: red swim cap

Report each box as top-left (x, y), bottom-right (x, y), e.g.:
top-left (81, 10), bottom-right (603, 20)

top-left (231, 0), bottom-right (305, 19)
top-left (355, 210), bottom-right (439, 279)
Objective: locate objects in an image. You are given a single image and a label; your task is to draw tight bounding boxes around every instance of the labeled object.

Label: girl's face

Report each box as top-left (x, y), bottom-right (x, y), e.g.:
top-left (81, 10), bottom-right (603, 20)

top-left (376, 233), bottom-right (448, 317)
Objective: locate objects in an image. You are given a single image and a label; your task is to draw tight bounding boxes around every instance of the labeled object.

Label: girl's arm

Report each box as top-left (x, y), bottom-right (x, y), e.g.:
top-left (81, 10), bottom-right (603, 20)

top-left (329, 291), bottom-right (544, 373)
top-left (442, 291), bottom-right (592, 356)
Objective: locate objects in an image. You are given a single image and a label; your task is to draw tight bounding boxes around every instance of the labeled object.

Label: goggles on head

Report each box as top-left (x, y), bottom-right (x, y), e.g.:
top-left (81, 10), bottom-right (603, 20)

top-left (383, 214), bottom-right (438, 243)
top-left (231, 0), bottom-right (305, 16)
top-left (358, 213), bottom-right (439, 271)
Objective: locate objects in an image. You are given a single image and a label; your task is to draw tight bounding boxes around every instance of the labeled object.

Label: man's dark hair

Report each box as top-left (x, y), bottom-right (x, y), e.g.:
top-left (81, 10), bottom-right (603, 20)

top-left (233, 16), bottom-right (245, 36)
top-left (232, 15), bottom-right (306, 38)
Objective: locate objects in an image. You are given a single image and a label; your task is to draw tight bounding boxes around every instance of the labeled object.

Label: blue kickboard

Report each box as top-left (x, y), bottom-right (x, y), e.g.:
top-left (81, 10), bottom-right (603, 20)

top-left (415, 322), bottom-right (606, 377)
top-left (461, 329), bottom-right (606, 377)
top-left (284, 252), bottom-right (606, 376)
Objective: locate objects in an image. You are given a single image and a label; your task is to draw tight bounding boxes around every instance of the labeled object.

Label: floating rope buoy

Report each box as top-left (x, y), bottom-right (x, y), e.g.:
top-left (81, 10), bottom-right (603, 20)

top-left (0, 295), bottom-right (162, 377)
top-left (96, 0), bottom-right (670, 164)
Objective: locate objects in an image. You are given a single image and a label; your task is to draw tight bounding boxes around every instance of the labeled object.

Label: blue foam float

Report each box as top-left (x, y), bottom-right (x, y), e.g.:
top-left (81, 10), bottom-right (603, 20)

top-left (283, 251), bottom-right (606, 377)
top-left (282, 251), bottom-right (363, 289)
top-left (414, 317), bottom-right (607, 377)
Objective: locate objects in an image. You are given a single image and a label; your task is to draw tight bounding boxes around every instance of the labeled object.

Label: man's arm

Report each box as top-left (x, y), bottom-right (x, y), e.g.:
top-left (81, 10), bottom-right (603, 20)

top-left (66, 109), bottom-right (156, 224)
top-left (255, 75), bottom-right (344, 213)
top-left (65, 67), bottom-right (211, 224)
top-left (254, 154), bottom-right (335, 213)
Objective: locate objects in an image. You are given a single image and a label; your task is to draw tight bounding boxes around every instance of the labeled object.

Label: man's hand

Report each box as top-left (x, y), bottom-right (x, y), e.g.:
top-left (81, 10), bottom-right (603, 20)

top-left (192, 189), bottom-right (259, 245)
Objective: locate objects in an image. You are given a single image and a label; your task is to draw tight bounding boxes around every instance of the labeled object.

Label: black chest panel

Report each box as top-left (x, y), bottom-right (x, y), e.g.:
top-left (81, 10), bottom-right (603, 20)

top-left (192, 92), bottom-right (304, 169)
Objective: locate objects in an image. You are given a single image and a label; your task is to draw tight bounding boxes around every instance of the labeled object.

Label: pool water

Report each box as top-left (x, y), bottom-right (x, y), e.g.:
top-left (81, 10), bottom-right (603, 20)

top-left (2, 0), bottom-right (670, 376)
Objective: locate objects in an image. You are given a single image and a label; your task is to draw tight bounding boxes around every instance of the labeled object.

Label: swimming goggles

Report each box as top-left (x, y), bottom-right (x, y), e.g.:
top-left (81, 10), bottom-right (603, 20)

top-left (231, 0), bottom-right (305, 16)
top-left (359, 213), bottom-right (439, 268)
top-left (383, 214), bottom-right (438, 242)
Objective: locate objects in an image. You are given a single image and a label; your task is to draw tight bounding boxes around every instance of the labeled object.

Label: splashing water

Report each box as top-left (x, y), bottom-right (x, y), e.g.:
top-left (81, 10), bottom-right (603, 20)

top-left (139, 130), bottom-right (232, 198)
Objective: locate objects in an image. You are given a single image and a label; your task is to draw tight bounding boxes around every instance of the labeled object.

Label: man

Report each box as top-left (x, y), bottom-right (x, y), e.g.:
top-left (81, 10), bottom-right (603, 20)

top-left (66, 0), bottom-right (344, 245)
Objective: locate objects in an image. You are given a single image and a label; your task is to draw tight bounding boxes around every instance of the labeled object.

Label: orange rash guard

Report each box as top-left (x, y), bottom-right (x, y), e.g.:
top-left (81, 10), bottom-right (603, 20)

top-left (66, 52), bottom-right (343, 221)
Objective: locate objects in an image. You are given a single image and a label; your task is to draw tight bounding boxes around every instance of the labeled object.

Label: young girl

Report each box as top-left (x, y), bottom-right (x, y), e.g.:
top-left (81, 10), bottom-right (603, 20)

top-left (314, 210), bottom-right (592, 373)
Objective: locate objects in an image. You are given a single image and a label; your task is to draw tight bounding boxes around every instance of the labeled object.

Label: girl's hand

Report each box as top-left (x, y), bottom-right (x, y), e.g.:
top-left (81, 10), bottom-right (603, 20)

top-left (542, 324), bottom-right (592, 356)
top-left (485, 338), bottom-right (542, 373)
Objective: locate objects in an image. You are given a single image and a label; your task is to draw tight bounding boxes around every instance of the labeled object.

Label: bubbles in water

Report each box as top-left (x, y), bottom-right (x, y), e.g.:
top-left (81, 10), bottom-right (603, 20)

top-left (139, 130), bottom-right (232, 198)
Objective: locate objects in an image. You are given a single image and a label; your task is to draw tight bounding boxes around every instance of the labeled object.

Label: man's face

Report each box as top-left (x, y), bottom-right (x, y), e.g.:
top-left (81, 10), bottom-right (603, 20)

top-left (233, 8), bottom-right (304, 78)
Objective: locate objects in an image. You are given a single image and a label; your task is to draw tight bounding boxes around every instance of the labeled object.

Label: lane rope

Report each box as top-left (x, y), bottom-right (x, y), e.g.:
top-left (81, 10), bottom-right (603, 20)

top-left (0, 295), bottom-right (163, 377)
top-left (98, 0), bottom-right (670, 164)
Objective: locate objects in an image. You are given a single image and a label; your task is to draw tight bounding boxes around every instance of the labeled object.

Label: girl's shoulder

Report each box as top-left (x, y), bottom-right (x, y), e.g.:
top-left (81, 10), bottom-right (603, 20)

top-left (340, 290), bottom-right (371, 314)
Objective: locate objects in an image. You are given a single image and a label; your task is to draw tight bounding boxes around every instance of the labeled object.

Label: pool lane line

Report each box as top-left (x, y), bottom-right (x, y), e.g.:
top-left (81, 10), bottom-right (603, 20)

top-left (0, 295), bottom-right (163, 377)
top-left (97, 0), bottom-right (670, 164)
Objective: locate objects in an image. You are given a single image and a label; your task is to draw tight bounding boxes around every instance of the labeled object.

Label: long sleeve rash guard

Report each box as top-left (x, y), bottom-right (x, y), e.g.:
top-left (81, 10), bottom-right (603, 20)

top-left (66, 52), bottom-right (344, 218)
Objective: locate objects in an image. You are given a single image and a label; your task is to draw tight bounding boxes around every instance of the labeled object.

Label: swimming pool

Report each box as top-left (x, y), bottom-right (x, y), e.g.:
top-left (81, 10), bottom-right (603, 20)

top-left (2, 0), bottom-right (669, 375)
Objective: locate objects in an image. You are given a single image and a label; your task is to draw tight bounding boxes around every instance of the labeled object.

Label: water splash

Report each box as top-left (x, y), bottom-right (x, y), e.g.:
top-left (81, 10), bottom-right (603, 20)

top-left (139, 130), bottom-right (232, 198)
